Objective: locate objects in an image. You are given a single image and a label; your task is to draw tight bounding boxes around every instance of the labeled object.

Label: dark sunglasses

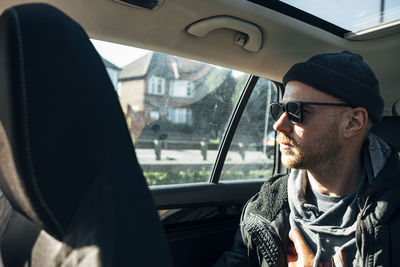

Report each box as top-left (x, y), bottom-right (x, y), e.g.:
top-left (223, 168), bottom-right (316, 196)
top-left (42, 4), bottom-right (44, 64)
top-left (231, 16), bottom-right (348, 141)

top-left (270, 101), bottom-right (352, 125)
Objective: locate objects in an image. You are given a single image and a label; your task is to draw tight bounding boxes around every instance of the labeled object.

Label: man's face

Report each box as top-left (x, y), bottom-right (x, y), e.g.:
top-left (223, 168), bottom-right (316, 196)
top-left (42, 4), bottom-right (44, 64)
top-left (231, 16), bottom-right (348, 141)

top-left (274, 81), bottom-right (347, 170)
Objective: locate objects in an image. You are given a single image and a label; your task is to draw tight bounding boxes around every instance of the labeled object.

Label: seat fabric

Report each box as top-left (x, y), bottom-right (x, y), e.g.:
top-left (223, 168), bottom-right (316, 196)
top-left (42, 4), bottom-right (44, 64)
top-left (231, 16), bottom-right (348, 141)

top-left (371, 116), bottom-right (400, 152)
top-left (0, 3), bottom-right (172, 266)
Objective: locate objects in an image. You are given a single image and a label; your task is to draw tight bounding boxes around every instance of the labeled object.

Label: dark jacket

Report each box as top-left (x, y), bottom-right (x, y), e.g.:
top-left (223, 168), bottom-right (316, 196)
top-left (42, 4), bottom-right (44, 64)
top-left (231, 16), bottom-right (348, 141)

top-left (215, 149), bottom-right (400, 266)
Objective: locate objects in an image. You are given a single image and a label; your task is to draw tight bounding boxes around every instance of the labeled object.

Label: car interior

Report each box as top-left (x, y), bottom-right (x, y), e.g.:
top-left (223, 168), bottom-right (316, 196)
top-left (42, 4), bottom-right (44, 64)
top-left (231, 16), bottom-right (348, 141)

top-left (0, 0), bottom-right (399, 266)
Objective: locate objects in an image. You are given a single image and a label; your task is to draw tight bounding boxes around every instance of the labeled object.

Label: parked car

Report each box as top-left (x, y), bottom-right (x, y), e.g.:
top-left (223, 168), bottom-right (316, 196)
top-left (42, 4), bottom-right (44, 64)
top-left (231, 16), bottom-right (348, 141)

top-left (0, 0), bottom-right (399, 266)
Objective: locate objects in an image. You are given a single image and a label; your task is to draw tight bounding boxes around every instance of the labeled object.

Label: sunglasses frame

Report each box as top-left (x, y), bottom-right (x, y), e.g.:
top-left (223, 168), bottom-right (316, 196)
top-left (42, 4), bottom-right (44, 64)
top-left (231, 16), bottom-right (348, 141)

top-left (270, 101), bottom-right (352, 125)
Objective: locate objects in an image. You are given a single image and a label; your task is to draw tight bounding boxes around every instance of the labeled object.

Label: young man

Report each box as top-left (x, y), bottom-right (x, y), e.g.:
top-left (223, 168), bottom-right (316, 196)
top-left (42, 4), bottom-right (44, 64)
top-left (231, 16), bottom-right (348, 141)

top-left (215, 51), bottom-right (400, 266)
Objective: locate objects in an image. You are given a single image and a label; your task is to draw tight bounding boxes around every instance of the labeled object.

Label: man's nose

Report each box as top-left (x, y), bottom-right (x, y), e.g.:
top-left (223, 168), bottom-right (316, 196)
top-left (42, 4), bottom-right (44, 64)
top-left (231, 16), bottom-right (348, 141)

top-left (273, 112), bottom-right (293, 134)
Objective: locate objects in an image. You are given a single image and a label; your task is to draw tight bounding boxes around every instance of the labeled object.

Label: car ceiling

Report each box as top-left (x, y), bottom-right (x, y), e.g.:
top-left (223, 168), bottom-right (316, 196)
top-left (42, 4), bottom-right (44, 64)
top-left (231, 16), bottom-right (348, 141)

top-left (1, 0), bottom-right (399, 115)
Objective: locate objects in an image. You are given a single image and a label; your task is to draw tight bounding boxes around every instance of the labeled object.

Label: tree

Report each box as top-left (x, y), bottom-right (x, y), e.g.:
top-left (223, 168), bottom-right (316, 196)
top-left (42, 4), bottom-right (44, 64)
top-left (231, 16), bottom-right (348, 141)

top-left (193, 70), bottom-right (236, 140)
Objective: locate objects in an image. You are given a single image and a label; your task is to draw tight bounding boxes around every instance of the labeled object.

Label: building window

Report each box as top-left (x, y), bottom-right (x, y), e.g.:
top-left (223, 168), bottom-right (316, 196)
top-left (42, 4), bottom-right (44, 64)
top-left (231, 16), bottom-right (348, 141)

top-left (149, 111), bottom-right (160, 120)
top-left (148, 76), bottom-right (166, 95)
top-left (168, 108), bottom-right (193, 125)
top-left (169, 80), bottom-right (194, 97)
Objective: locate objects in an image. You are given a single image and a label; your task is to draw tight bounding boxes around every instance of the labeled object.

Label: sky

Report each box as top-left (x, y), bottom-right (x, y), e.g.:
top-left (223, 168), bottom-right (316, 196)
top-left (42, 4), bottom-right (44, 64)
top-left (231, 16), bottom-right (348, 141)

top-left (91, 38), bottom-right (245, 78)
top-left (91, 39), bottom-right (151, 68)
top-left (281, 0), bottom-right (400, 31)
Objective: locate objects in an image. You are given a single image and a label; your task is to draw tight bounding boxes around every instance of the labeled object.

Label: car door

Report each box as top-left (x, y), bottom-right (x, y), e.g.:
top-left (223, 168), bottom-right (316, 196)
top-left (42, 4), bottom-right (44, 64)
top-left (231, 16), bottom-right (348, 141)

top-left (94, 40), bottom-right (285, 266)
top-left (150, 75), bottom-right (283, 267)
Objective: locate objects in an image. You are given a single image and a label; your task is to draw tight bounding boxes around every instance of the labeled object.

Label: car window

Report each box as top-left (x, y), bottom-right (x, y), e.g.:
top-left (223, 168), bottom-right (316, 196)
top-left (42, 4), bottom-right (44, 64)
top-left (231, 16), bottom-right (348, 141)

top-left (93, 39), bottom-right (251, 185)
top-left (219, 78), bottom-right (278, 181)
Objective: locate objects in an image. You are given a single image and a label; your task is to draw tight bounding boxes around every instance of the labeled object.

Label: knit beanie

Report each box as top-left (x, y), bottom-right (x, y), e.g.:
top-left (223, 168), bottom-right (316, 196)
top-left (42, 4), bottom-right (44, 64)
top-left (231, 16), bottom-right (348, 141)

top-left (282, 51), bottom-right (384, 123)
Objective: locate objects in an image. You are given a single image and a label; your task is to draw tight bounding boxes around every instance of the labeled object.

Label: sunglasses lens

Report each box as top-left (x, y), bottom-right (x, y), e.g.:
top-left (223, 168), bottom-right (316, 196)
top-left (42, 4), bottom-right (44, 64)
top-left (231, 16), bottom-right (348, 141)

top-left (270, 103), bottom-right (284, 121)
top-left (286, 102), bottom-right (302, 124)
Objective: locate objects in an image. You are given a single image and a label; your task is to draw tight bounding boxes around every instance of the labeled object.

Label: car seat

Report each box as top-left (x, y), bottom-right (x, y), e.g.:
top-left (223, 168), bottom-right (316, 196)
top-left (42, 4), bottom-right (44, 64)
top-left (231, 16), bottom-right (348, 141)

top-left (0, 3), bottom-right (172, 266)
top-left (371, 116), bottom-right (400, 152)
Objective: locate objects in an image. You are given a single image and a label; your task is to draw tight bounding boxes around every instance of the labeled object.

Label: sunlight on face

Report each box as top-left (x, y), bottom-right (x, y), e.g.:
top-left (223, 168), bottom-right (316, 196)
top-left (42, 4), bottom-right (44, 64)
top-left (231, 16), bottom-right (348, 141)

top-left (276, 81), bottom-right (345, 170)
top-left (278, 120), bottom-right (341, 169)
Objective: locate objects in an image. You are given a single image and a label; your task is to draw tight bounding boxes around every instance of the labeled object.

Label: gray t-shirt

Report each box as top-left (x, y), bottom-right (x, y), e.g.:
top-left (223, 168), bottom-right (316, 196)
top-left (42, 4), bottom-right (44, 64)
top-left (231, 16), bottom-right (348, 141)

top-left (306, 184), bottom-right (347, 213)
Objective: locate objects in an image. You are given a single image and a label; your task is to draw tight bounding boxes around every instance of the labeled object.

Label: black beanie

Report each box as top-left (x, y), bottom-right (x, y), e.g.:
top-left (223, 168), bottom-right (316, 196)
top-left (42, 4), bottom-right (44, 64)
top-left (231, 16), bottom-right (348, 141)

top-left (282, 51), bottom-right (384, 123)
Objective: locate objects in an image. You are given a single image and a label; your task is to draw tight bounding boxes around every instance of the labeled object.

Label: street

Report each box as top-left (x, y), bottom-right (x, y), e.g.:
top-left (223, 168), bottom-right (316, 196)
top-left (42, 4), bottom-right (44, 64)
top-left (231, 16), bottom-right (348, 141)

top-left (135, 149), bottom-right (272, 172)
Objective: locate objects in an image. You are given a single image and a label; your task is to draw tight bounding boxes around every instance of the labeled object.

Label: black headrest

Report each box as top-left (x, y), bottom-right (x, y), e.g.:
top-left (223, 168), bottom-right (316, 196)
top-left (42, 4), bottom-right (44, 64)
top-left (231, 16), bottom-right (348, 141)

top-left (0, 2), bottom-right (116, 237)
top-left (371, 116), bottom-right (400, 152)
top-left (0, 5), bottom-right (170, 264)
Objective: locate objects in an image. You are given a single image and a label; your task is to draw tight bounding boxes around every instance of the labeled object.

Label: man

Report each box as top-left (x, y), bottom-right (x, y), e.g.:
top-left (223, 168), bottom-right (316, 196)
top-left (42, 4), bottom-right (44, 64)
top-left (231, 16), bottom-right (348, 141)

top-left (215, 51), bottom-right (400, 266)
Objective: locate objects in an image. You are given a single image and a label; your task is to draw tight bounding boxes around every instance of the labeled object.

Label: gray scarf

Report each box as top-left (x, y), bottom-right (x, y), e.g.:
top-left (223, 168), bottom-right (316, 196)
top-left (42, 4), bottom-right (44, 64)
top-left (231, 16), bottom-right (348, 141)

top-left (287, 133), bottom-right (391, 266)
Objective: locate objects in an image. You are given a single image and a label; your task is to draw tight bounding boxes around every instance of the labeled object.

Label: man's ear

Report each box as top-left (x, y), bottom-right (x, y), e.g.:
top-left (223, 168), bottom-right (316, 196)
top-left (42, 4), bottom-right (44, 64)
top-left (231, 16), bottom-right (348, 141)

top-left (343, 108), bottom-right (368, 138)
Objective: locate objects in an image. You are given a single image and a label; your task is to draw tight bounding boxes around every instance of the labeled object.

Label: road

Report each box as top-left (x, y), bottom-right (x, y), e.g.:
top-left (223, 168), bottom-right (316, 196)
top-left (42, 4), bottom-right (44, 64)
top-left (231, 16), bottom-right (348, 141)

top-left (136, 149), bottom-right (268, 163)
top-left (135, 149), bottom-right (272, 172)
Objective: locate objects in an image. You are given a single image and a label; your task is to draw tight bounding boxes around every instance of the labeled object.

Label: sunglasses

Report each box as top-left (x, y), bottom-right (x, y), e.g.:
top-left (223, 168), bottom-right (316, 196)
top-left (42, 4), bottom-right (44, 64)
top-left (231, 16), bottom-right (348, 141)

top-left (270, 101), bottom-right (352, 125)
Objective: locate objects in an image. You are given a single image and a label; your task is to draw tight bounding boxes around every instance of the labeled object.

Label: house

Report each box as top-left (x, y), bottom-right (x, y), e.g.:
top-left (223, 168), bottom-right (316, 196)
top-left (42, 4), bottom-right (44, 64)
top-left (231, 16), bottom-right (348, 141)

top-left (118, 52), bottom-right (234, 142)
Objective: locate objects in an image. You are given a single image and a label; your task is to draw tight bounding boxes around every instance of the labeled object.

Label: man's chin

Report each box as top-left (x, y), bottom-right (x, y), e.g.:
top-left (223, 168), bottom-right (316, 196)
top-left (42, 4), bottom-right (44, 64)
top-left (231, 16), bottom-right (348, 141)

top-left (281, 154), bottom-right (302, 169)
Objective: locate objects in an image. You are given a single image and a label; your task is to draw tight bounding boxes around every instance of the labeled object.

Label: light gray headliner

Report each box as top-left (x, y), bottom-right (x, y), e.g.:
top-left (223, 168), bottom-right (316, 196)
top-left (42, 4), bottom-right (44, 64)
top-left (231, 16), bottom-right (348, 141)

top-left (1, 0), bottom-right (399, 114)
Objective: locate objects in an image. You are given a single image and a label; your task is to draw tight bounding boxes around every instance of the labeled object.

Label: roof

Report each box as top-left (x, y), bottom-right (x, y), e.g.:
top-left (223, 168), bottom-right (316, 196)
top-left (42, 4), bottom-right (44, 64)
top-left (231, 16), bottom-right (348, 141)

top-left (119, 52), bottom-right (153, 79)
top-left (102, 58), bottom-right (120, 70)
top-left (119, 52), bottom-right (214, 82)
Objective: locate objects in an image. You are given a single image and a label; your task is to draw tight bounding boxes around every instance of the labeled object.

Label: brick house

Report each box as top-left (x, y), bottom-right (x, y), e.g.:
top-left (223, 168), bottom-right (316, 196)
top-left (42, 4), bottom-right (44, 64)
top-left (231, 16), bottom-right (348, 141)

top-left (118, 52), bottom-right (232, 142)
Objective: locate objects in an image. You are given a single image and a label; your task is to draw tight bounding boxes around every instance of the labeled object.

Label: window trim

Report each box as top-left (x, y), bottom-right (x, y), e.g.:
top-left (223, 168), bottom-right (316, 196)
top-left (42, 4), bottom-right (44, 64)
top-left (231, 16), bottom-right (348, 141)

top-left (209, 75), bottom-right (259, 184)
top-left (271, 81), bottom-right (286, 176)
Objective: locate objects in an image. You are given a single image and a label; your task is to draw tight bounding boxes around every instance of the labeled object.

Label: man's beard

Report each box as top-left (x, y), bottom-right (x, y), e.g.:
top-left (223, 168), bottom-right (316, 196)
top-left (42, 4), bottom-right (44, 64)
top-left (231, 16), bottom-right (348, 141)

top-left (276, 122), bottom-right (341, 170)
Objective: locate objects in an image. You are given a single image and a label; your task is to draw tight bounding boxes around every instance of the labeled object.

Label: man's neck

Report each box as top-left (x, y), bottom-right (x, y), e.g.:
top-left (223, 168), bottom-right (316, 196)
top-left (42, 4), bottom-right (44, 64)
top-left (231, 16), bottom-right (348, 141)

top-left (306, 150), bottom-right (363, 197)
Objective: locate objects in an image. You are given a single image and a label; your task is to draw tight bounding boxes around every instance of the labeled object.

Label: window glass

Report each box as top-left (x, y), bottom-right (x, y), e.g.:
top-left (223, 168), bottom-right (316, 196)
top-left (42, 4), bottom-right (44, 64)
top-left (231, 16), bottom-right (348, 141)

top-left (148, 76), bottom-right (166, 95)
top-left (170, 80), bottom-right (194, 97)
top-left (220, 78), bottom-right (278, 181)
top-left (92, 39), bottom-right (250, 185)
top-left (280, 0), bottom-right (400, 32)
top-left (168, 108), bottom-right (193, 125)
